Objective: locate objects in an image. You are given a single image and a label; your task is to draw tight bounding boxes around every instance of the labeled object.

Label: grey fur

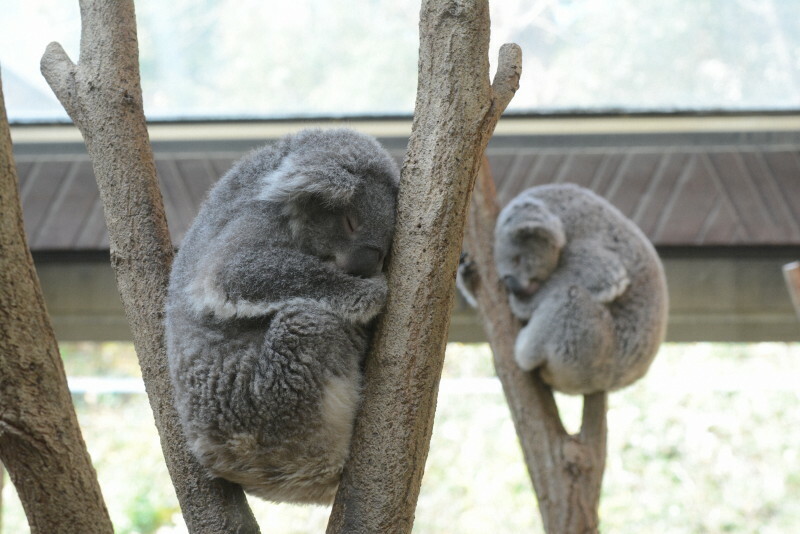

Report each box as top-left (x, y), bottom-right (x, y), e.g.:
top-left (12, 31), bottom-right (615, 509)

top-left (459, 183), bottom-right (668, 394)
top-left (165, 128), bottom-right (399, 504)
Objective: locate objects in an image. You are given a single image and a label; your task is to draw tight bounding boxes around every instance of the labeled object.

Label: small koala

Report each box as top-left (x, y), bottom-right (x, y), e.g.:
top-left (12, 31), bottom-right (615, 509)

top-left (459, 183), bottom-right (668, 395)
top-left (165, 128), bottom-right (399, 504)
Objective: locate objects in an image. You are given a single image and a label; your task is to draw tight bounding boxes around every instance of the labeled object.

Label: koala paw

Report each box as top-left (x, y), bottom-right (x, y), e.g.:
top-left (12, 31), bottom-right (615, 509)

top-left (334, 275), bottom-right (388, 323)
top-left (456, 253), bottom-right (479, 308)
top-left (588, 271), bottom-right (630, 303)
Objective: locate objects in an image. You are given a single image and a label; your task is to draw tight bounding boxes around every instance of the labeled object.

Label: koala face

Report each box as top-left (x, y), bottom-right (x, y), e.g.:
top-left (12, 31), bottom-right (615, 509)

top-left (495, 195), bottom-right (565, 300)
top-left (258, 128), bottom-right (400, 279)
top-left (496, 227), bottom-right (562, 298)
top-left (294, 180), bottom-right (397, 278)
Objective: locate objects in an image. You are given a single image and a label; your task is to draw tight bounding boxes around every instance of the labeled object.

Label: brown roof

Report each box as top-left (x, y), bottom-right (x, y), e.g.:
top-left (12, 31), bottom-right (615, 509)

top-left (490, 147), bottom-right (800, 246)
top-left (15, 136), bottom-right (800, 251)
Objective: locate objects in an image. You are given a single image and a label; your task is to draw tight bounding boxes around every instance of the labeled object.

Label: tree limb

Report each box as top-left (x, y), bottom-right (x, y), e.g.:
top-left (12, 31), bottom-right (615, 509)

top-left (783, 261), bottom-right (800, 321)
top-left (0, 68), bottom-right (114, 534)
top-left (326, 2), bottom-right (521, 532)
top-left (40, 1), bottom-right (259, 532)
top-left (463, 159), bottom-right (607, 534)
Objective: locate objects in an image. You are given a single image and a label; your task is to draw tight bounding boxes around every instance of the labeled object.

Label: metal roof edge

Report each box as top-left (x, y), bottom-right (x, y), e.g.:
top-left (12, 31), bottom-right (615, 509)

top-left (9, 114), bottom-right (800, 146)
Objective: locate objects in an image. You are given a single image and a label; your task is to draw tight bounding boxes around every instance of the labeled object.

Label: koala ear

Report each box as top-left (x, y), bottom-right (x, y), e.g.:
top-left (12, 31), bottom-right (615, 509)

top-left (257, 155), bottom-right (358, 208)
top-left (513, 219), bottom-right (566, 250)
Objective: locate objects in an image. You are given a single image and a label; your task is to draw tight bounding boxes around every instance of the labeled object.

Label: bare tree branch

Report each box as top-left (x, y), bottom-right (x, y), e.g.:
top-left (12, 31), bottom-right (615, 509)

top-left (0, 69), bottom-right (114, 534)
top-left (463, 159), bottom-right (607, 534)
top-left (40, 1), bottom-right (259, 532)
top-left (784, 261), bottom-right (800, 321)
top-left (326, 2), bottom-right (521, 532)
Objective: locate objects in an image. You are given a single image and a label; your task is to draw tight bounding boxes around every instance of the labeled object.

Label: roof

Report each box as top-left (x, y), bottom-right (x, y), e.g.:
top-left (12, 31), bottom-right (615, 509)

top-left (13, 128), bottom-right (800, 251)
top-left (490, 145), bottom-right (800, 246)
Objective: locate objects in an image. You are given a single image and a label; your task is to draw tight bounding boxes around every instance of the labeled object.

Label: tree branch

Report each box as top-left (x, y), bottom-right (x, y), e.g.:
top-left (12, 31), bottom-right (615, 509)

top-left (463, 159), bottom-right (607, 534)
top-left (40, 2), bottom-right (259, 532)
top-left (326, 1), bottom-right (520, 532)
top-left (0, 69), bottom-right (114, 534)
top-left (783, 261), bottom-right (800, 321)
top-left (488, 43), bottom-right (523, 129)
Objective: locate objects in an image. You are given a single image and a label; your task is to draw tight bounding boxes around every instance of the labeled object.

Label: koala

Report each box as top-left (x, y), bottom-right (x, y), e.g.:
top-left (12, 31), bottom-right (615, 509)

top-left (459, 183), bottom-right (668, 395)
top-left (165, 128), bottom-right (400, 505)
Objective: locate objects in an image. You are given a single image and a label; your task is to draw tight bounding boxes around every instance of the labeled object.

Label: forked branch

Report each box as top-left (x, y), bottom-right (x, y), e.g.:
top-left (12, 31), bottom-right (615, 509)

top-left (40, 1), bottom-right (259, 532)
top-left (463, 159), bottom-right (608, 534)
top-left (327, 1), bottom-right (521, 532)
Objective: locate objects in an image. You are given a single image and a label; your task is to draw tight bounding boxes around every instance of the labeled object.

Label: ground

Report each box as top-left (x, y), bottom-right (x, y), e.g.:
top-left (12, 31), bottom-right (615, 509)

top-left (2, 342), bottom-right (799, 533)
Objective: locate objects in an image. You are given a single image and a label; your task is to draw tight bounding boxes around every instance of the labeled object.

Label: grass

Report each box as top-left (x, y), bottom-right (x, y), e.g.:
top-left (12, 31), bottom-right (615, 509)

top-left (2, 342), bottom-right (800, 533)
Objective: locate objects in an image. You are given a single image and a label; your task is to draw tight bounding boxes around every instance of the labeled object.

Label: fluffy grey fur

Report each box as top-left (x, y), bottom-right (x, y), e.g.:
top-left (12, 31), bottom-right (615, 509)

top-left (165, 128), bottom-right (399, 504)
top-left (459, 183), bottom-right (668, 395)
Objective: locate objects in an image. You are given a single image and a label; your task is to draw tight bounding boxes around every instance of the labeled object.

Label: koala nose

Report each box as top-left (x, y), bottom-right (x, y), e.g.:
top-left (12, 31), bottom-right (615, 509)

top-left (341, 246), bottom-right (383, 278)
top-left (502, 275), bottom-right (540, 297)
top-left (502, 275), bottom-right (523, 294)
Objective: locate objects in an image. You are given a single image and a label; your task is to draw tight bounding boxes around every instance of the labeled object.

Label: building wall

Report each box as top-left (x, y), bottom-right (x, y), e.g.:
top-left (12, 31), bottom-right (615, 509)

top-left (35, 249), bottom-right (800, 344)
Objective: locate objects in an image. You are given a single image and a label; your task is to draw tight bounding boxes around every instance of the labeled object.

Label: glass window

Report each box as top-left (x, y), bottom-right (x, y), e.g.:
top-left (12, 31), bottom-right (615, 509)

top-left (490, 0), bottom-right (800, 112)
top-left (2, 0), bottom-right (799, 123)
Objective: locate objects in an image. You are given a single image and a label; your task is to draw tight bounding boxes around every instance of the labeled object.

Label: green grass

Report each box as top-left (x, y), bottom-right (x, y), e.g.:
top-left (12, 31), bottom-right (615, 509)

top-left (2, 342), bottom-right (800, 533)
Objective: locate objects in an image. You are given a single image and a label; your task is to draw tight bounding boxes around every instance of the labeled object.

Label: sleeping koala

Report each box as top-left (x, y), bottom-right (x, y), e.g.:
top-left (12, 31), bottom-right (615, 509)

top-left (165, 128), bottom-right (399, 504)
top-left (459, 183), bottom-right (668, 395)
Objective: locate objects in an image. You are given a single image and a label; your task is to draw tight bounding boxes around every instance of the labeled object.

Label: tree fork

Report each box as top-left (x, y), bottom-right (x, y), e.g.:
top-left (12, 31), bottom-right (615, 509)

top-left (462, 159), bottom-right (608, 534)
top-left (327, 1), bottom-right (521, 532)
top-left (40, 1), bottom-right (260, 532)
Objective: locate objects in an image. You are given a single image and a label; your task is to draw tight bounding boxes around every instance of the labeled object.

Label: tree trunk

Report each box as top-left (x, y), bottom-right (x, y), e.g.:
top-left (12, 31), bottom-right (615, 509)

top-left (0, 69), bottom-right (114, 534)
top-left (326, 2), bottom-right (521, 532)
top-left (462, 159), bottom-right (608, 534)
top-left (39, 2), bottom-right (259, 532)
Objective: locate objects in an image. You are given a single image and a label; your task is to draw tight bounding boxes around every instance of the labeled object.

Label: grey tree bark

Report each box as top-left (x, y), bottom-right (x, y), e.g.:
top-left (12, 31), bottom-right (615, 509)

top-left (462, 159), bottom-right (608, 534)
top-left (0, 70), bottom-right (114, 534)
top-left (39, 1), bottom-right (260, 532)
top-left (326, 2), bottom-right (521, 532)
